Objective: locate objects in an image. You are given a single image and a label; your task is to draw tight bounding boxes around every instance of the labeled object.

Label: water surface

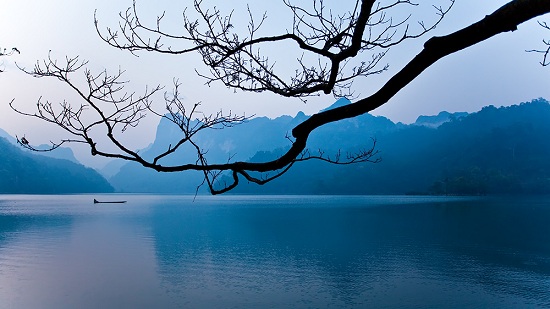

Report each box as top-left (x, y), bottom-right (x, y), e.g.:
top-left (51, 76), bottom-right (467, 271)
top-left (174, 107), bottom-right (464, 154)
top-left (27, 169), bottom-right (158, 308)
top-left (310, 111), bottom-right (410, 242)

top-left (0, 195), bottom-right (549, 308)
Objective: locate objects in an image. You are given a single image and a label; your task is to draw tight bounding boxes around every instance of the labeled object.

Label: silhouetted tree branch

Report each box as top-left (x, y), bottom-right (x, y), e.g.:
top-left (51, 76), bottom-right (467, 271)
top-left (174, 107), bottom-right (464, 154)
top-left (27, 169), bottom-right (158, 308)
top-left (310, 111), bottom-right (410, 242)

top-left (0, 46), bottom-right (20, 72)
top-left (527, 21), bottom-right (550, 66)
top-left (95, 0), bottom-right (453, 98)
top-left (0, 47), bottom-right (20, 57)
top-left (11, 0), bottom-right (550, 194)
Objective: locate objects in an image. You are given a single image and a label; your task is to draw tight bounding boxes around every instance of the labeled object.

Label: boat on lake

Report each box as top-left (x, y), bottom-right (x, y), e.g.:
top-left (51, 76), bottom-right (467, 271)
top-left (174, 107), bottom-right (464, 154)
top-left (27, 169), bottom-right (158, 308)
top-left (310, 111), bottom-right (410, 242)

top-left (93, 199), bottom-right (127, 204)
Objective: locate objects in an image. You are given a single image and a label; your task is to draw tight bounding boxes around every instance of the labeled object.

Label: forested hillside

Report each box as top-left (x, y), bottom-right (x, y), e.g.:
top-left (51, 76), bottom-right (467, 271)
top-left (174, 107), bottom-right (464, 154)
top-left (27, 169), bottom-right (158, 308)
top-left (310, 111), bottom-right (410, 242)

top-left (108, 98), bottom-right (550, 195)
top-left (0, 137), bottom-right (113, 193)
top-left (230, 98), bottom-right (550, 195)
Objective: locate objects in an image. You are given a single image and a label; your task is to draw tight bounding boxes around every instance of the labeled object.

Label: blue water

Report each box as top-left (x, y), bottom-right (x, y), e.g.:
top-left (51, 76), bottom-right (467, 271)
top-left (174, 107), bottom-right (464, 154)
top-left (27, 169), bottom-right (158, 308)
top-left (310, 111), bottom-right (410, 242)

top-left (0, 195), bottom-right (549, 308)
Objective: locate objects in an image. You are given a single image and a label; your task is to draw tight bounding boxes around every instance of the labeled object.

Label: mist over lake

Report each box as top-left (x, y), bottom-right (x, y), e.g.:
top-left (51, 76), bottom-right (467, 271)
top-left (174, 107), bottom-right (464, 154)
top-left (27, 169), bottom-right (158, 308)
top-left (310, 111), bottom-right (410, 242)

top-left (1, 195), bottom-right (549, 308)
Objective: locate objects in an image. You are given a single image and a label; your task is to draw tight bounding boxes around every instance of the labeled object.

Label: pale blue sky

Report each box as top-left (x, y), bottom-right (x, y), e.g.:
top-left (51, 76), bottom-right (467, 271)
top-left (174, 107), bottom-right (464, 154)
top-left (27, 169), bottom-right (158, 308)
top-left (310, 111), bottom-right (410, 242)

top-left (1, 0), bottom-right (549, 167)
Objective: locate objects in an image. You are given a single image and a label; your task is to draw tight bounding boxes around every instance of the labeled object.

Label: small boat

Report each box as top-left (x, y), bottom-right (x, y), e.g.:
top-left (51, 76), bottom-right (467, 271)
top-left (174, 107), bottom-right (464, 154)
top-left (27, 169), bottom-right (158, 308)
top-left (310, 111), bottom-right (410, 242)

top-left (93, 199), bottom-right (127, 204)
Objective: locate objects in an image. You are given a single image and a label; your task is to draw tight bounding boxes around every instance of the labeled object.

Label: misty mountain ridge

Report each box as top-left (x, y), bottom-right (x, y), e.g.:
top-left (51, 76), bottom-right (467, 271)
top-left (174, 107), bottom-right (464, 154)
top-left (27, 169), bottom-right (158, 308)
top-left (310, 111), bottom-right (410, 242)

top-left (0, 98), bottom-right (461, 178)
top-left (2, 97), bottom-right (548, 194)
top-left (321, 98), bottom-right (468, 128)
top-left (108, 97), bottom-right (404, 193)
top-left (107, 97), bottom-right (550, 195)
top-left (0, 137), bottom-right (113, 193)
top-left (0, 128), bottom-right (80, 163)
top-left (0, 128), bottom-right (17, 145)
top-left (228, 98), bottom-right (550, 195)
top-left (414, 111), bottom-right (469, 128)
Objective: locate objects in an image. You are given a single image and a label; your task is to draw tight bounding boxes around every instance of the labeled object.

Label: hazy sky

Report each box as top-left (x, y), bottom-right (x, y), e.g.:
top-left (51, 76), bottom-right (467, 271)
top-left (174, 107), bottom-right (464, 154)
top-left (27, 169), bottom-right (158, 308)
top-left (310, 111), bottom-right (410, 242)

top-left (1, 0), bottom-right (549, 167)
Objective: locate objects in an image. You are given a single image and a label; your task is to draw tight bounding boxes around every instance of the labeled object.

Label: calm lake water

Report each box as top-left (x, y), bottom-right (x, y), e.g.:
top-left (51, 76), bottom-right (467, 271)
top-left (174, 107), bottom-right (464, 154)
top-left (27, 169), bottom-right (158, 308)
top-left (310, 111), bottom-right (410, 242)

top-left (0, 195), bottom-right (549, 308)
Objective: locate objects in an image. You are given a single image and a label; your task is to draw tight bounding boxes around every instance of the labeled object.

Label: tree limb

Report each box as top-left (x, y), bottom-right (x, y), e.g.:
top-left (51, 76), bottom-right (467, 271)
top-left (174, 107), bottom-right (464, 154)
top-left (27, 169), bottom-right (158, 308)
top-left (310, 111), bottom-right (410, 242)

top-left (12, 0), bottom-right (550, 194)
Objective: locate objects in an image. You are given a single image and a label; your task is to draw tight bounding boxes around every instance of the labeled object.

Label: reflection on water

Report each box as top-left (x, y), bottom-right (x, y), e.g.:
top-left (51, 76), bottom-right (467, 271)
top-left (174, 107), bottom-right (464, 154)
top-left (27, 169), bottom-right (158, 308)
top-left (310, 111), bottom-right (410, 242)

top-left (0, 195), bottom-right (549, 308)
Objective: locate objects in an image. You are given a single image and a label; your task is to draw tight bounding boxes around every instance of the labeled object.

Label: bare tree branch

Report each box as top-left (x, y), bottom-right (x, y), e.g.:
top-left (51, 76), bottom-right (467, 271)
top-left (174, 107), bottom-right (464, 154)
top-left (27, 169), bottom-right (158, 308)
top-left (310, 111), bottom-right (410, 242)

top-left (11, 0), bottom-right (550, 194)
top-left (0, 47), bottom-right (20, 57)
top-left (94, 0), bottom-right (454, 98)
top-left (0, 46), bottom-right (20, 72)
top-left (527, 21), bottom-right (550, 66)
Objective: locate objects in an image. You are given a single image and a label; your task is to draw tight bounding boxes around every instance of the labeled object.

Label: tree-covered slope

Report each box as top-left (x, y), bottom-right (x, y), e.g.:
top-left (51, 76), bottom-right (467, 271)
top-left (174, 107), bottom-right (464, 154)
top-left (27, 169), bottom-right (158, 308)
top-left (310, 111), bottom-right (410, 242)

top-left (231, 98), bottom-right (550, 195)
top-left (110, 98), bottom-right (550, 195)
top-left (0, 137), bottom-right (113, 193)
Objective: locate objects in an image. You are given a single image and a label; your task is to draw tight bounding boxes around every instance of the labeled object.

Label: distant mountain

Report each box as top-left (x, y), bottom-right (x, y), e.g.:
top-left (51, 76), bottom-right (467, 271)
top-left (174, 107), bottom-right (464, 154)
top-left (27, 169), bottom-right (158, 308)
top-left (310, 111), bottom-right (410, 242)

top-left (414, 111), bottom-right (468, 128)
top-left (0, 128), bottom-right (17, 145)
top-left (99, 158), bottom-right (129, 179)
top-left (0, 128), bottom-right (80, 164)
top-left (109, 111), bottom-right (310, 193)
top-left (229, 98), bottom-right (550, 195)
top-left (320, 97), bottom-right (352, 112)
top-left (109, 97), bottom-right (550, 195)
top-left (34, 144), bottom-right (80, 163)
top-left (0, 137), bottom-right (113, 193)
